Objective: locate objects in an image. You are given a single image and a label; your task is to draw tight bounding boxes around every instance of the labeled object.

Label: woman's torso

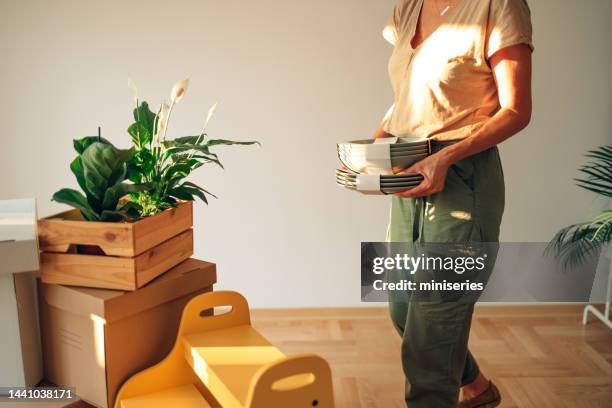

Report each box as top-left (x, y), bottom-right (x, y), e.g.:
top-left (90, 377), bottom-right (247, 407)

top-left (384, 0), bottom-right (533, 141)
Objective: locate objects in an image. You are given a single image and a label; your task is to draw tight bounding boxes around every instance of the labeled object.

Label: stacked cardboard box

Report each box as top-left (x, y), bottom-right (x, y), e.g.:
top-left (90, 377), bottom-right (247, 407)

top-left (0, 199), bottom-right (42, 388)
top-left (36, 203), bottom-right (217, 408)
top-left (39, 259), bottom-right (216, 408)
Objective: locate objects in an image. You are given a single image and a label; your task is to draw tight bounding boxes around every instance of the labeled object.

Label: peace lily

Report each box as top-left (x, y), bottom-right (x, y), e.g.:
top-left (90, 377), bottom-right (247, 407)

top-left (155, 102), bottom-right (170, 142)
top-left (162, 78), bottom-right (190, 140)
top-left (203, 102), bottom-right (218, 133)
top-left (115, 77), bottom-right (259, 217)
top-left (171, 78), bottom-right (189, 104)
top-left (188, 103), bottom-right (219, 160)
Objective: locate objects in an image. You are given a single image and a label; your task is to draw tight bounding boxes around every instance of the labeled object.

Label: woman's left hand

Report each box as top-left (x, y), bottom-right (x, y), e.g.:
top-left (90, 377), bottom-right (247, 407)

top-left (394, 152), bottom-right (451, 198)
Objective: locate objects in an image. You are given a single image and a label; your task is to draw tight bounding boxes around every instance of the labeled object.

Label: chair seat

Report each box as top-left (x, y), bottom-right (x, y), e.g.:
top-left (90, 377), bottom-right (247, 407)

top-left (120, 384), bottom-right (211, 408)
top-left (183, 325), bottom-right (286, 407)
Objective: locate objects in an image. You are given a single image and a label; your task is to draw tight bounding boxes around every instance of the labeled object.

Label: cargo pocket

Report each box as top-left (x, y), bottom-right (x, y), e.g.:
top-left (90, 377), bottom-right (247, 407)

top-left (449, 155), bottom-right (475, 193)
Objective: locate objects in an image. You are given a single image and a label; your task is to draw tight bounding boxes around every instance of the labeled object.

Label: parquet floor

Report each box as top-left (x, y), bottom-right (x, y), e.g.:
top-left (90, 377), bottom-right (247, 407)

top-left (6, 305), bottom-right (609, 408)
top-left (251, 305), bottom-right (612, 408)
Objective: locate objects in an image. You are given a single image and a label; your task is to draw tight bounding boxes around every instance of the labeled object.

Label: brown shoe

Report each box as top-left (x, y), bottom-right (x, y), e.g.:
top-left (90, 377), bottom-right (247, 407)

top-left (458, 381), bottom-right (501, 408)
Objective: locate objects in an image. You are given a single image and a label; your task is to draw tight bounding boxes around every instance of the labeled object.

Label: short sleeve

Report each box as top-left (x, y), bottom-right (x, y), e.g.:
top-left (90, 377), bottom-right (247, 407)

top-left (383, 7), bottom-right (399, 46)
top-left (486, 0), bottom-right (534, 59)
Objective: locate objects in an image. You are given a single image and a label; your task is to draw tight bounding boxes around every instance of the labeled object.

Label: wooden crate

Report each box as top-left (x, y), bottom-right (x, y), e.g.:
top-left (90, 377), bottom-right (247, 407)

top-left (38, 201), bottom-right (193, 257)
top-left (41, 229), bottom-right (193, 291)
top-left (38, 202), bottom-right (194, 290)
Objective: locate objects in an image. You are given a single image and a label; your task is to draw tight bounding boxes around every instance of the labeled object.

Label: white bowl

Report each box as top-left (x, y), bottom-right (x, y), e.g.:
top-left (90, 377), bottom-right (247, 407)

top-left (337, 137), bottom-right (430, 174)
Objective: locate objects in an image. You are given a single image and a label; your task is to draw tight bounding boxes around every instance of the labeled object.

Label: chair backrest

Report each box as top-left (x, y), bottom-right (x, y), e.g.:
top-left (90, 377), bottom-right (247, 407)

top-left (179, 290), bottom-right (251, 336)
top-left (246, 353), bottom-right (334, 408)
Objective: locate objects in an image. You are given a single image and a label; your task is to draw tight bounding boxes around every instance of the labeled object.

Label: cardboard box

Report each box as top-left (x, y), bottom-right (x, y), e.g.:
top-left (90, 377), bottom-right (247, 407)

top-left (0, 272), bottom-right (44, 387)
top-left (0, 199), bottom-right (43, 387)
top-left (0, 198), bottom-right (39, 275)
top-left (39, 258), bottom-right (216, 408)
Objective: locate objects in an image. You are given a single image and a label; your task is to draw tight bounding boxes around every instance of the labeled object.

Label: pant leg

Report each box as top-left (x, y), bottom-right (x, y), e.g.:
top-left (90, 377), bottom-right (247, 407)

top-left (387, 146), bottom-right (505, 407)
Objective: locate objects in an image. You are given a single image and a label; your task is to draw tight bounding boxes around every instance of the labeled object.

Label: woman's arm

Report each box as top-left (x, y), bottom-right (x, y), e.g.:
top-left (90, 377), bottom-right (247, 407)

top-left (396, 43), bottom-right (533, 198)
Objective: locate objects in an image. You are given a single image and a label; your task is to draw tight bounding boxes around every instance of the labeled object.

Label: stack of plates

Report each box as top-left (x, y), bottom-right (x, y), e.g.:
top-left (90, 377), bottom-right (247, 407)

top-left (335, 167), bottom-right (424, 194)
top-left (337, 136), bottom-right (429, 174)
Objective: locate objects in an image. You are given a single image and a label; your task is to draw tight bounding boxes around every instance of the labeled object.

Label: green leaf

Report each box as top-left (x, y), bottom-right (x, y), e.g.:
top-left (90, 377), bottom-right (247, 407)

top-left (52, 188), bottom-right (99, 221)
top-left (548, 145), bottom-right (612, 269)
top-left (74, 136), bottom-right (111, 154)
top-left (163, 163), bottom-right (193, 182)
top-left (81, 143), bottom-right (130, 199)
top-left (182, 181), bottom-right (217, 199)
top-left (102, 182), bottom-right (149, 210)
top-left (70, 156), bottom-right (102, 213)
top-left (128, 122), bottom-right (152, 148)
top-left (204, 139), bottom-right (260, 147)
top-left (130, 101), bottom-right (156, 147)
top-left (171, 135), bottom-right (204, 145)
top-left (70, 157), bottom-right (87, 194)
top-left (168, 186), bottom-right (194, 201)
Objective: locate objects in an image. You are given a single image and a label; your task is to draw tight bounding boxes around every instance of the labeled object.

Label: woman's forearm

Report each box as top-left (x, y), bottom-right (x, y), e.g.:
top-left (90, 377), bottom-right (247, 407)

top-left (437, 106), bottom-right (531, 166)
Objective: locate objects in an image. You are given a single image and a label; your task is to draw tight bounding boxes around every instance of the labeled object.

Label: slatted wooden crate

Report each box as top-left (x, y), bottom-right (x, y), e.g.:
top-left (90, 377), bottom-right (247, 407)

top-left (38, 202), bottom-right (194, 290)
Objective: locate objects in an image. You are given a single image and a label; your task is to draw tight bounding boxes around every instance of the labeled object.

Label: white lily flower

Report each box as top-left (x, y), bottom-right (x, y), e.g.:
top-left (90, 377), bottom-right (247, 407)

top-left (203, 102), bottom-right (219, 131)
top-left (170, 78), bottom-right (190, 104)
top-left (155, 102), bottom-right (170, 139)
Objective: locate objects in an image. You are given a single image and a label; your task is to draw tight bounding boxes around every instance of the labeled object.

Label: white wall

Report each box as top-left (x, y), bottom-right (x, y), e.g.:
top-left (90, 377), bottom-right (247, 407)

top-left (1, 0), bottom-right (610, 307)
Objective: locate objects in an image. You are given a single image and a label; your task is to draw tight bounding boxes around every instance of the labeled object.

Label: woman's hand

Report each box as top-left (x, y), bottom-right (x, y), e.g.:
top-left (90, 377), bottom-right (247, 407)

top-left (394, 152), bottom-right (451, 198)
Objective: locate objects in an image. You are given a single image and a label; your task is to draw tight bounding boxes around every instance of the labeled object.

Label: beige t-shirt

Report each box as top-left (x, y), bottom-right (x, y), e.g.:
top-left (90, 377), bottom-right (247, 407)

top-left (383, 0), bottom-right (534, 141)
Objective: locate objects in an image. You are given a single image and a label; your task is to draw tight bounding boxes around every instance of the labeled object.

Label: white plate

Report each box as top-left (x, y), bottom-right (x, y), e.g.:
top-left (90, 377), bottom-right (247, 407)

top-left (338, 154), bottom-right (427, 174)
top-left (336, 178), bottom-right (422, 188)
top-left (338, 136), bottom-right (427, 147)
top-left (339, 149), bottom-right (430, 157)
top-left (339, 144), bottom-right (429, 153)
top-left (337, 182), bottom-right (417, 194)
top-left (336, 168), bottom-right (423, 178)
top-left (335, 173), bottom-right (423, 182)
top-left (335, 172), bottom-right (423, 181)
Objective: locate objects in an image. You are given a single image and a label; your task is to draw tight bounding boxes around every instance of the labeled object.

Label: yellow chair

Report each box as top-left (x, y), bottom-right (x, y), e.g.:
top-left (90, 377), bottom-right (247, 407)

top-left (115, 291), bottom-right (334, 408)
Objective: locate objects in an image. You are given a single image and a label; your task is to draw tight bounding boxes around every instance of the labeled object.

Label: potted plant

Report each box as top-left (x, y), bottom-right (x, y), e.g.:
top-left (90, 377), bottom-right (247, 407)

top-left (39, 78), bottom-right (258, 290)
top-left (548, 145), bottom-right (612, 329)
top-left (548, 145), bottom-right (611, 267)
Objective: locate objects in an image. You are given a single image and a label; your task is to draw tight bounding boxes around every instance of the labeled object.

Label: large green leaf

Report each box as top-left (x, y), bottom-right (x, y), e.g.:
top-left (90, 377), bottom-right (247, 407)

top-left (70, 156), bottom-right (102, 213)
top-left (74, 136), bottom-right (111, 154)
top-left (130, 102), bottom-right (156, 147)
top-left (70, 157), bottom-right (87, 194)
top-left (52, 188), bottom-right (99, 221)
top-left (128, 122), bottom-right (152, 148)
top-left (81, 143), bottom-right (130, 199)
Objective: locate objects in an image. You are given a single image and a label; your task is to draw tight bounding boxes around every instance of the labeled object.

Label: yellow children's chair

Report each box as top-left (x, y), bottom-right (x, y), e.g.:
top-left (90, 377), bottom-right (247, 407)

top-left (115, 291), bottom-right (334, 408)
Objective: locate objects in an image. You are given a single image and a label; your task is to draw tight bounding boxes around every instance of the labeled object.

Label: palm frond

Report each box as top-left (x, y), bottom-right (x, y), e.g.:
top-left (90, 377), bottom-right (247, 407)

top-left (548, 145), bottom-right (612, 268)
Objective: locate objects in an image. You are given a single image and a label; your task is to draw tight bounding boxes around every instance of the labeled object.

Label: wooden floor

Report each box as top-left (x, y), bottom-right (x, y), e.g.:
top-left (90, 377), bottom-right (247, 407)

top-left (251, 305), bottom-right (612, 408)
top-left (6, 305), bottom-right (610, 408)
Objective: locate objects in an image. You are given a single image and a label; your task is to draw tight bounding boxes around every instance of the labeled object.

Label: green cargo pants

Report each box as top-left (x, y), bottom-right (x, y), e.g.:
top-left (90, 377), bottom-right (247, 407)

top-left (387, 144), bottom-right (505, 407)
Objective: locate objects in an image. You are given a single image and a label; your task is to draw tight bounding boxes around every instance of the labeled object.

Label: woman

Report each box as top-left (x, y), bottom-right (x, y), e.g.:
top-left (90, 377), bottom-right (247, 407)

top-left (375, 0), bottom-right (533, 407)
